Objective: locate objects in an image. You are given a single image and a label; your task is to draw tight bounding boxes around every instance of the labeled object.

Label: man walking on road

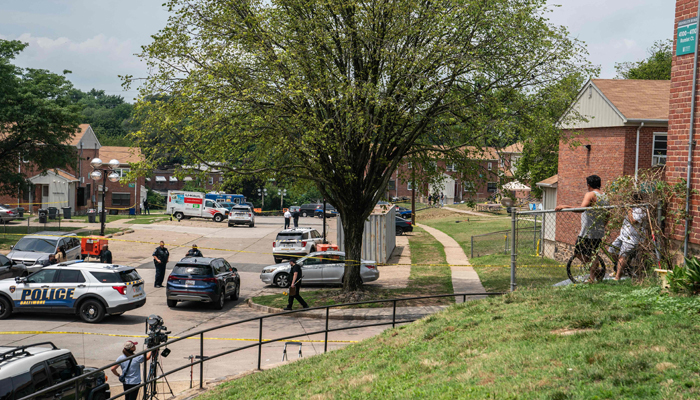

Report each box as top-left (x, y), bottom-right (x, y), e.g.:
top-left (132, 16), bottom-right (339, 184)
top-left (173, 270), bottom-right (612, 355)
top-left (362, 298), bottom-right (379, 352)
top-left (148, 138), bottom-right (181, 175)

top-left (284, 209), bottom-right (291, 229)
top-left (284, 259), bottom-right (308, 310)
top-left (99, 243), bottom-right (113, 264)
top-left (152, 241), bottom-right (169, 288)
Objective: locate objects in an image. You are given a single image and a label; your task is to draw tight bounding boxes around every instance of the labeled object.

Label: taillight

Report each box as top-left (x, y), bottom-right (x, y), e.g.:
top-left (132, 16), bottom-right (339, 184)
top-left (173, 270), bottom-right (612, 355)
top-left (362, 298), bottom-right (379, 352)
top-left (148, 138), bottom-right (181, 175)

top-left (203, 277), bottom-right (217, 283)
top-left (273, 242), bottom-right (276, 247)
top-left (366, 265), bottom-right (376, 269)
top-left (302, 241), bottom-right (307, 247)
top-left (112, 286), bottom-right (127, 295)
top-left (248, 213), bottom-right (252, 217)
top-left (407, 222), bottom-right (412, 225)
top-left (167, 275), bottom-right (177, 281)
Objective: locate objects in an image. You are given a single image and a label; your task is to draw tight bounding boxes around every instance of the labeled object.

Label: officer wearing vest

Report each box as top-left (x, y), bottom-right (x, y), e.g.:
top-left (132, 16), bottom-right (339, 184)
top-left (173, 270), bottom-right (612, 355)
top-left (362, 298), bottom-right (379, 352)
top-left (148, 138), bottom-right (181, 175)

top-left (152, 241), bottom-right (169, 288)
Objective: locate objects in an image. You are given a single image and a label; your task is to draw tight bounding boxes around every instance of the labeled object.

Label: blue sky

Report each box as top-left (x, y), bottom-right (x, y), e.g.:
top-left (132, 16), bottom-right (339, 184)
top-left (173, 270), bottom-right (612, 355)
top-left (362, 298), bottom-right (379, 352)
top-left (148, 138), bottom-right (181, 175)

top-left (0, 0), bottom-right (676, 102)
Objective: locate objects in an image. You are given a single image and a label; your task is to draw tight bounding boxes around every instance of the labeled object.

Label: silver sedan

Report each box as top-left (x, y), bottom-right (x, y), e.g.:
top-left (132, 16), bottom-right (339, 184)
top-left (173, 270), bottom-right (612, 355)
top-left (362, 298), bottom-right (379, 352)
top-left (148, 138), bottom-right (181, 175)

top-left (260, 251), bottom-right (379, 287)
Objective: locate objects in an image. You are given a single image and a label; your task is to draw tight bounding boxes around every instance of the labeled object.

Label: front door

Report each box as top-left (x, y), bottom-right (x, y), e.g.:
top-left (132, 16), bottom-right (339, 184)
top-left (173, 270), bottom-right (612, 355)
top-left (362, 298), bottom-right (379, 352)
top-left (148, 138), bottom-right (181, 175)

top-left (321, 254), bottom-right (345, 283)
top-left (10, 269), bottom-right (59, 312)
top-left (204, 199), bottom-right (217, 219)
top-left (0, 255), bottom-right (13, 280)
top-left (300, 257), bottom-right (324, 284)
top-left (52, 269), bottom-right (87, 312)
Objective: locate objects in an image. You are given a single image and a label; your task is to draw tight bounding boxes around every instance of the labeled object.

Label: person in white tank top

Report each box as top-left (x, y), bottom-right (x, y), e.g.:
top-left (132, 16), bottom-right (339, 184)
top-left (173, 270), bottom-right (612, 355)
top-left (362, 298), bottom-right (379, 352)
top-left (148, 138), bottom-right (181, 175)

top-left (555, 175), bottom-right (608, 282)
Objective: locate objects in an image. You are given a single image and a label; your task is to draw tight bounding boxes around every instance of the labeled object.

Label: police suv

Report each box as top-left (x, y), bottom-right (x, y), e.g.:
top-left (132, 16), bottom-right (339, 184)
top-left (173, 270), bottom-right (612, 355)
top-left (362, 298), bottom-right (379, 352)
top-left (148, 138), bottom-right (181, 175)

top-left (0, 262), bottom-right (146, 323)
top-left (0, 342), bottom-right (109, 400)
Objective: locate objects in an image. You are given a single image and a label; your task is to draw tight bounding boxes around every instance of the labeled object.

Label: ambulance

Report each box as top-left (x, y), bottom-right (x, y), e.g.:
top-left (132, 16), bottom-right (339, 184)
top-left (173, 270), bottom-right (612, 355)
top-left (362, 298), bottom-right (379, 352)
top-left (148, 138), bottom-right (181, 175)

top-left (167, 191), bottom-right (230, 222)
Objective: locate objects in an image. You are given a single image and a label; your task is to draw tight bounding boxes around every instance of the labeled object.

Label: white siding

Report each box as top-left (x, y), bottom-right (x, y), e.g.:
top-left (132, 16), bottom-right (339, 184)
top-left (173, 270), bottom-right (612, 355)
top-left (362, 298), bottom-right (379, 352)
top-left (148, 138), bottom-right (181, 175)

top-left (559, 83), bottom-right (626, 129)
top-left (78, 126), bottom-right (102, 149)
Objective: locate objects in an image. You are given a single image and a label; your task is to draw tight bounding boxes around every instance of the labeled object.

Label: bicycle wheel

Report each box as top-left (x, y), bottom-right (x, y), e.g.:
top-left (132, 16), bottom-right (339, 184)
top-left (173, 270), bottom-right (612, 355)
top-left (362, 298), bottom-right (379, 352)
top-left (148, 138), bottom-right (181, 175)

top-left (567, 254), bottom-right (606, 284)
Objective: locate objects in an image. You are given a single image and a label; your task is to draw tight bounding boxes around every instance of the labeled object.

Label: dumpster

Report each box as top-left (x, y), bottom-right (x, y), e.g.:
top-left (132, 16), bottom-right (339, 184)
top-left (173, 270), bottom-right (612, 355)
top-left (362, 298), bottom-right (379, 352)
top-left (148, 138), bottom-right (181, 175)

top-left (38, 209), bottom-right (48, 224)
top-left (48, 207), bottom-right (58, 219)
top-left (62, 207), bottom-right (72, 219)
top-left (81, 237), bottom-right (108, 260)
top-left (88, 209), bottom-right (97, 223)
top-left (129, 207), bottom-right (136, 215)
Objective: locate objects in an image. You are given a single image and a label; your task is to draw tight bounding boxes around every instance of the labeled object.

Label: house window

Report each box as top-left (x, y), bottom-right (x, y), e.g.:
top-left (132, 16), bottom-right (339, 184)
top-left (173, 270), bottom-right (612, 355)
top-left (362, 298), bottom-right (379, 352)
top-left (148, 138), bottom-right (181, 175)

top-left (115, 168), bottom-right (130, 178)
top-left (652, 133), bottom-right (667, 166)
top-left (499, 158), bottom-right (505, 168)
top-left (388, 180), bottom-right (396, 190)
top-left (112, 193), bottom-right (131, 207)
top-left (463, 182), bottom-right (475, 192)
top-left (218, 176), bottom-right (224, 182)
top-left (446, 164), bottom-right (456, 172)
top-left (487, 182), bottom-right (497, 193)
top-left (487, 162), bottom-right (493, 171)
top-left (407, 162), bottom-right (412, 169)
top-left (407, 181), bottom-right (413, 191)
top-left (208, 177), bottom-right (214, 185)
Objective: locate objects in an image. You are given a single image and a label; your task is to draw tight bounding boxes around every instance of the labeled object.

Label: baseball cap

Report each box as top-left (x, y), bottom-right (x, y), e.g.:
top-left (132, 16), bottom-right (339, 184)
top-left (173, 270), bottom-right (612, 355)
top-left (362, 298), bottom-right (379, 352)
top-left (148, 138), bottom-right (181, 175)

top-left (192, 244), bottom-right (198, 248)
top-left (124, 341), bottom-right (138, 350)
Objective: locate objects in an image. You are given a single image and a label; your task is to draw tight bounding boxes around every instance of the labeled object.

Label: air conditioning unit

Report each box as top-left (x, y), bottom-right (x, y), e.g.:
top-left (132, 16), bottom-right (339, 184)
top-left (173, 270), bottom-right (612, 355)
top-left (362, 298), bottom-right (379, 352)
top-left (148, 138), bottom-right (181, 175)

top-left (79, 177), bottom-right (85, 183)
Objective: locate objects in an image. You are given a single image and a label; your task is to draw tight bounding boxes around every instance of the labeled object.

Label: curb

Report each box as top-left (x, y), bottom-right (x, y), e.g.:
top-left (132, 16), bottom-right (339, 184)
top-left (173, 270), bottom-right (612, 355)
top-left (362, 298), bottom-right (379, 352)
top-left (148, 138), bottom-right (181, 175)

top-left (246, 298), bottom-right (441, 321)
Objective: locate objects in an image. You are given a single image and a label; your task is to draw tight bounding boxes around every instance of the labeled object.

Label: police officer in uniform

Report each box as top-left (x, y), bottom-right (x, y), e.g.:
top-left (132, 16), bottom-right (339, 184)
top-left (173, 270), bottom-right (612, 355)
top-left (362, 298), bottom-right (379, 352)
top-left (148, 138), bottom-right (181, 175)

top-left (186, 244), bottom-right (203, 258)
top-left (152, 241), bottom-right (169, 288)
top-left (100, 243), bottom-right (113, 264)
top-left (284, 259), bottom-right (308, 310)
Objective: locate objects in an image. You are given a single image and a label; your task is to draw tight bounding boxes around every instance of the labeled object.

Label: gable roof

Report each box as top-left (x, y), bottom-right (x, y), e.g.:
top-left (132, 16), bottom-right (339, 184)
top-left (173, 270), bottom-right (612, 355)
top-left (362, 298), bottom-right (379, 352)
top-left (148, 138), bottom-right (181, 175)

top-left (99, 146), bottom-right (143, 165)
top-left (536, 174), bottom-right (558, 188)
top-left (591, 79), bottom-right (670, 121)
top-left (70, 124), bottom-right (102, 149)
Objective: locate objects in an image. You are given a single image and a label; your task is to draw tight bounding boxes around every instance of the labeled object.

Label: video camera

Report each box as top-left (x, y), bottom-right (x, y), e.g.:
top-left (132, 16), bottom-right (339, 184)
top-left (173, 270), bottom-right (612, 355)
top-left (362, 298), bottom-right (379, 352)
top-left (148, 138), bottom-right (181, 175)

top-left (144, 315), bottom-right (171, 349)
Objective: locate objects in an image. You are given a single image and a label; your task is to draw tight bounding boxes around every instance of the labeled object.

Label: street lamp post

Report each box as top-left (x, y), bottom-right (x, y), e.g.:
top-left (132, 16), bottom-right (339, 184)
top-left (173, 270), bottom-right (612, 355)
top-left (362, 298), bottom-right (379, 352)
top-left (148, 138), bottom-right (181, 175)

top-left (90, 158), bottom-right (120, 236)
top-left (277, 189), bottom-right (287, 209)
top-left (257, 188), bottom-right (267, 211)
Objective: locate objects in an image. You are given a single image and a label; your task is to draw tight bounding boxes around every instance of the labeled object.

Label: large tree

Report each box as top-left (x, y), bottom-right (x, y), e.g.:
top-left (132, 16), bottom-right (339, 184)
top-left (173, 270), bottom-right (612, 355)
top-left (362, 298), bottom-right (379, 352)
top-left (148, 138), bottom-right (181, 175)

top-left (71, 89), bottom-right (135, 146)
top-left (0, 40), bottom-right (81, 196)
top-left (615, 40), bottom-right (672, 80)
top-left (129, 0), bottom-right (591, 292)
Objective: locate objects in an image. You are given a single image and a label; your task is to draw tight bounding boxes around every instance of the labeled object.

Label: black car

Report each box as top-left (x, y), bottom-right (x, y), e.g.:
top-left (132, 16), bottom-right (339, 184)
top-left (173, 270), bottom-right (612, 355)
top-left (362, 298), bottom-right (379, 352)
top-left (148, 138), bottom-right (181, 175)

top-left (396, 216), bottom-right (413, 235)
top-left (0, 254), bottom-right (27, 280)
top-left (166, 257), bottom-right (240, 310)
top-left (299, 203), bottom-right (322, 217)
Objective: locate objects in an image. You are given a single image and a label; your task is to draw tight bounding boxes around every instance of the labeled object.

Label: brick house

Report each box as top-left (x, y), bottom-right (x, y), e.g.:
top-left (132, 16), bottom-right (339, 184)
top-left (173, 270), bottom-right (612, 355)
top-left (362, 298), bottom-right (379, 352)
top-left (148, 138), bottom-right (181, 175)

top-left (539, 79), bottom-right (669, 258)
top-left (146, 166), bottom-right (226, 195)
top-left (0, 124), bottom-right (145, 214)
top-left (386, 143), bottom-right (526, 204)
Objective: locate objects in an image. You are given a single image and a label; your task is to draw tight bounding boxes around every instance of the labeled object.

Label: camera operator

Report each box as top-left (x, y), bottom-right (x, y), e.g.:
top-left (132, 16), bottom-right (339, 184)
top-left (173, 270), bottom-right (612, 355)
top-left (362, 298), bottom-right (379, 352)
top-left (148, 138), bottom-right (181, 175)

top-left (111, 341), bottom-right (153, 400)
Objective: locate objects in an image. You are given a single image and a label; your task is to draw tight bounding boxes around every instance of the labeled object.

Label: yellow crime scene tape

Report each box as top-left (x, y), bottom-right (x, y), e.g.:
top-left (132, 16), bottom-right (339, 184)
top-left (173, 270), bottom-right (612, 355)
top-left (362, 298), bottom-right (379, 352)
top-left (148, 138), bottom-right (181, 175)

top-left (0, 331), bottom-right (357, 344)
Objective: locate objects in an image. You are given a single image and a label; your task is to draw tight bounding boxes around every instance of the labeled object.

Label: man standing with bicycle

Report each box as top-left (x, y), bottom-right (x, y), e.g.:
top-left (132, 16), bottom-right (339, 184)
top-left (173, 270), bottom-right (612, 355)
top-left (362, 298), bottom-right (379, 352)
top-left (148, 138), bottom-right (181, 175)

top-left (556, 175), bottom-right (609, 282)
top-left (610, 193), bottom-right (645, 281)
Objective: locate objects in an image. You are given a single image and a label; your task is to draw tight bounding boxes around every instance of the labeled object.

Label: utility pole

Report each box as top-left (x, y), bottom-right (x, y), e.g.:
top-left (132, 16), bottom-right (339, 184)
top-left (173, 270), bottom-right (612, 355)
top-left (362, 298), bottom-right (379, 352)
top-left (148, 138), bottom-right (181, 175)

top-left (411, 170), bottom-right (416, 225)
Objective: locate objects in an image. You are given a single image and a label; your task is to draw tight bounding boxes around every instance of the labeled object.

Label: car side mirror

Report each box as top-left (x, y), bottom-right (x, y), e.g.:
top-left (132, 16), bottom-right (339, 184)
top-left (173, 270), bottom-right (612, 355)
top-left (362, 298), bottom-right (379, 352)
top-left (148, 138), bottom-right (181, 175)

top-left (9, 245), bottom-right (13, 250)
top-left (15, 276), bottom-right (26, 284)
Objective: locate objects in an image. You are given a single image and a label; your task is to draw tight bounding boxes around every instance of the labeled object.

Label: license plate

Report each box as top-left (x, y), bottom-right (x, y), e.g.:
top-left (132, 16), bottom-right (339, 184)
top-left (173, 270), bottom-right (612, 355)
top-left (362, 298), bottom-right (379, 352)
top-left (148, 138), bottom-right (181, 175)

top-left (133, 285), bottom-right (143, 294)
top-left (186, 280), bottom-right (195, 286)
top-left (235, 213), bottom-right (244, 217)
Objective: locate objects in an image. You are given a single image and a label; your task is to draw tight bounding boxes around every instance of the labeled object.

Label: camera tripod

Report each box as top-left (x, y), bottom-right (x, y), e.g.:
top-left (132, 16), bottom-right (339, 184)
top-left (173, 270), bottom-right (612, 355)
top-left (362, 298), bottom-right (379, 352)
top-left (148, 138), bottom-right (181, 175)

top-left (142, 348), bottom-right (174, 400)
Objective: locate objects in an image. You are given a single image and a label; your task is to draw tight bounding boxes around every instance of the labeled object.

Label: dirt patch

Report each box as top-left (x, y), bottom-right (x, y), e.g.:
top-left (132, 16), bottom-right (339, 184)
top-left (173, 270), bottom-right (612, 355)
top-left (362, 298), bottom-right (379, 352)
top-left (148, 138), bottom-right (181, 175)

top-left (551, 328), bottom-right (595, 336)
top-left (349, 374), bottom-right (376, 387)
top-left (655, 362), bottom-right (677, 371)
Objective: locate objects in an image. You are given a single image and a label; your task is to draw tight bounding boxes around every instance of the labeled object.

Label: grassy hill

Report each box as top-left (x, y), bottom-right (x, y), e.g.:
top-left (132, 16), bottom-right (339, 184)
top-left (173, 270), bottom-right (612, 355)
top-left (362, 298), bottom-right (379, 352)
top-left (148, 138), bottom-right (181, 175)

top-left (201, 283), bottom-right (700, 399)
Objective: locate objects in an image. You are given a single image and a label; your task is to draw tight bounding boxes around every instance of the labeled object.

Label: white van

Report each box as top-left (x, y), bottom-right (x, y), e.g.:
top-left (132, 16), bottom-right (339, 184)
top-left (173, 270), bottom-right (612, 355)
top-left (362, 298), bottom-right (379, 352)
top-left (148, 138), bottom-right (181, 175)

top-left (167, 191), bottom-right (229, 222)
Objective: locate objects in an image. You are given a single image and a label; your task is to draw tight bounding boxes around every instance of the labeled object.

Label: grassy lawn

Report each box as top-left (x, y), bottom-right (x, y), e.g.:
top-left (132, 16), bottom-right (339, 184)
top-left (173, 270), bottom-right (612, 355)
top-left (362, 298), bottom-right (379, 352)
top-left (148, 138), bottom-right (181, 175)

top-left (0, 227), bottom-right (128, 250)
top-left (69, 213), bottom-right (167, 224)
top-left (201, 283), bottom-right (700, 399)
top-left (251, 227), bottom-right (453, 309)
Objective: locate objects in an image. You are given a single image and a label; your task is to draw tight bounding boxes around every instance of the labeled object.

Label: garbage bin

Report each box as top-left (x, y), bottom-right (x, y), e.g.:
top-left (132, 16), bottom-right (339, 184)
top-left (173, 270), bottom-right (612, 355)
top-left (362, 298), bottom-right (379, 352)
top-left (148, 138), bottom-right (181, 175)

top-left (62, 207), bottom-right (72, 219)
top-left (48, 207), bottom-right (58, 220)
top-left (88, 209), bottom-right (97, 223)
top-left (38, 209), bottom-right (48, 224)
top-left (17, 207), bottom-right (24, 218)
top-left (129, 207), bottom-right (136, 216)
top-left (109, 209), bottom-right (119, 215)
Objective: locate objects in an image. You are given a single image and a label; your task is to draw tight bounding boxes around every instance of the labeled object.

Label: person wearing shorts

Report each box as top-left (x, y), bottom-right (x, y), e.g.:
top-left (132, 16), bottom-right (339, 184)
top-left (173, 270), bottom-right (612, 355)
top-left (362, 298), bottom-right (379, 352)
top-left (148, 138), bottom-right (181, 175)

top-left (610, 195), bottom-right (645, 280)
top-left (556, 175), bottom-right (609, 282)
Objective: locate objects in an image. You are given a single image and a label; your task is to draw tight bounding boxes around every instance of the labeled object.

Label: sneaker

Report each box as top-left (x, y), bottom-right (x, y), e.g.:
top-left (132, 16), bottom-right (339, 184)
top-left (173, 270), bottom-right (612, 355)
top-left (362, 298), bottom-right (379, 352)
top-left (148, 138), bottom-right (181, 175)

top-left (283, 307), bottom-right (292, 311)
top-left (302, 305), bottom-right (309, 309)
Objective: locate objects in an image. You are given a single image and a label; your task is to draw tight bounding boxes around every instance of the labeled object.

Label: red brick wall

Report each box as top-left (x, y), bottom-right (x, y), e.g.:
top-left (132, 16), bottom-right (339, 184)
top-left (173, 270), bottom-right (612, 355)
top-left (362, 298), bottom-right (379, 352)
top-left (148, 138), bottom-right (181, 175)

top-left (668, 0), bottom-right (700, 245)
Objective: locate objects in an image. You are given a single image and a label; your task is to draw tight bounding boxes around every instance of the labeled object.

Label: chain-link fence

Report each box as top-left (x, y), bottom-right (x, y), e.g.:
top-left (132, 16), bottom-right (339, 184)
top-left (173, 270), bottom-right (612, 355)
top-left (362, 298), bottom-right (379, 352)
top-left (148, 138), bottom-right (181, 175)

top-left (470, 217), bottom-right (543, 258)
top-left (509, 205), bottom-right (656, 291)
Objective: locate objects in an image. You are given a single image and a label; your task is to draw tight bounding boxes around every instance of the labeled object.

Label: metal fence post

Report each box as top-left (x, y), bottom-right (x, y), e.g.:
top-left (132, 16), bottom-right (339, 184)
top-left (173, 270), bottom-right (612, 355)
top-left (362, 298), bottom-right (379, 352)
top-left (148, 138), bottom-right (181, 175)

top-left (199, 333), bottom-right (204, 389)
top-left (324, 307), bottom-right (329, 353)
top-left (392, 300), bottom-right (396, 328)
top-left (470, 236), bottom-right (474, 259)
top-left (257, 318), bottom-right (263, 370)
top-left (533, 215), bottom-right (537, 251)
top-left (510, 210), bottom-right (517, 292)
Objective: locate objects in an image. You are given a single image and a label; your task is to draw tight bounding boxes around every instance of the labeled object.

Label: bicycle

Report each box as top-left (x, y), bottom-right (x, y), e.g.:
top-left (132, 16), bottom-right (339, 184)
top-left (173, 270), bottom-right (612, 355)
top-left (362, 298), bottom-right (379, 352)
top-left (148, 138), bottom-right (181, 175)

top-left (566, 241), bottom-right (643, 284)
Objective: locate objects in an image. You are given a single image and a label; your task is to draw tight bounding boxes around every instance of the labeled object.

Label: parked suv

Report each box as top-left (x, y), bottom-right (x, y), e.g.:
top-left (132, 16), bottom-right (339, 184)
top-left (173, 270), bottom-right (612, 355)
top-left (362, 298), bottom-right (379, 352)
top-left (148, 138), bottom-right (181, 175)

top-left (272, 228), bottom-right (324, 263)
top-left (166, 257), bottom-right (240, 310)
top-left (228, 205), bottom-right (255, 227)
top-left (299, 203), bottom-right (322, 217)
top-left (7, 232), bottom-right (81, 273)
top-left (0, 262), bottom-right (147, 323)
top-left (0, 342), bottom-right (109, 400)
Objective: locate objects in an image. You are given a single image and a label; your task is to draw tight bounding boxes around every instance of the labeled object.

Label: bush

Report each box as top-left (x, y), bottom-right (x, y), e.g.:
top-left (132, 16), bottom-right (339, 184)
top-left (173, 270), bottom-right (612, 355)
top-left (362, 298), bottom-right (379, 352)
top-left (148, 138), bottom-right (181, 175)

top-left (667, 257), bottom-right (700, 294)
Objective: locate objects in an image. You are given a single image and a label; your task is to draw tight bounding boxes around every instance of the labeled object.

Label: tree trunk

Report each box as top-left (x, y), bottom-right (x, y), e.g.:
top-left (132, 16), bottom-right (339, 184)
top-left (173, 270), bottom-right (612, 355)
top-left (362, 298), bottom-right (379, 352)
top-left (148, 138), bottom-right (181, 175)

top-left (342, 213), bottom-right (365, 292)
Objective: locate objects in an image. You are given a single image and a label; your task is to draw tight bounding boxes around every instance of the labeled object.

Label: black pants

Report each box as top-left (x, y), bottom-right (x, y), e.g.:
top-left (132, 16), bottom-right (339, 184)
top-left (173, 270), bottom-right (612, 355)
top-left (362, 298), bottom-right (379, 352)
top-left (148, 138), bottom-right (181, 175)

top-left (284, 218), bottom-right (290, 229)
top-left (154, 262), bottom-right (166, 286)
top-left (293, 217), bottom-right (299, 228)
top-left (287, 284), bottom-right (308, 309)
top-left (123, 384), bottom-right (139, 400)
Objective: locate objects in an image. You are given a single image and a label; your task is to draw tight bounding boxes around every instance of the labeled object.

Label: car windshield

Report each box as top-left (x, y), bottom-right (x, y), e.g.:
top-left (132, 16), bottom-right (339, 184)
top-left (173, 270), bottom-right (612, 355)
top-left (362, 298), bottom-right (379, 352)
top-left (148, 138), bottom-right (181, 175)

top-left (13, 237), bottom-right (57, 253)
top-left (276, 232), bottom-right (303, 241)
top-left (172, 265), bottom-right (212, 276)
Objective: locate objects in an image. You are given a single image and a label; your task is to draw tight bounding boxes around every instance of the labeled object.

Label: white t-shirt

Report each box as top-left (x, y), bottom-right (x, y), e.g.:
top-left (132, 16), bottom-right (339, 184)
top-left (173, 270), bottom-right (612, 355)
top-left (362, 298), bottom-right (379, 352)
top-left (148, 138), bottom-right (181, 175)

top-left (284, 211), bottom-right (291, 218)
top-left (619, 207), bottom-right (645, 244)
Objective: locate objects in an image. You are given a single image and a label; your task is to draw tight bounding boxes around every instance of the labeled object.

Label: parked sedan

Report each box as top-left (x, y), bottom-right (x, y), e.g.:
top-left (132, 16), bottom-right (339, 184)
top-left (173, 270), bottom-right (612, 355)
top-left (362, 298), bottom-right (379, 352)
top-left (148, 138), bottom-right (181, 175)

top-left (0, 254), bottom-right (27, 280)
top-left (260, 251), bottom-right (379, 287)
top-left (396, 206), bottom-right (412, 219)
top-left (166, 257), bottom-right (240, 309)
top-left (0, 206), bottom-right (19, 222)
top-left (396, 216), bottom-right (413, 235)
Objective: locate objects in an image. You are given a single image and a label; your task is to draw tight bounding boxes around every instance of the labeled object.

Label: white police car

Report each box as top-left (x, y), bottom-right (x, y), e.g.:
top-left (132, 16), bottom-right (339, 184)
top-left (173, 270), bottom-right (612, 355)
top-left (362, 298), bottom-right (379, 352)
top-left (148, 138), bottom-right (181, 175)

top-left (0, 261), bottom-right (146, 323)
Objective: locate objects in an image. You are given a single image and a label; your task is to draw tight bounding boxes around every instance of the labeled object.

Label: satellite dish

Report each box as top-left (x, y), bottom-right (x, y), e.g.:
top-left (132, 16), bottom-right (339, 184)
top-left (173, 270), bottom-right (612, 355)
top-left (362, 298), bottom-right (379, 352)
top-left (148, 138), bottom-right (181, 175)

top-left (500, 198), bottom-right (513, 207)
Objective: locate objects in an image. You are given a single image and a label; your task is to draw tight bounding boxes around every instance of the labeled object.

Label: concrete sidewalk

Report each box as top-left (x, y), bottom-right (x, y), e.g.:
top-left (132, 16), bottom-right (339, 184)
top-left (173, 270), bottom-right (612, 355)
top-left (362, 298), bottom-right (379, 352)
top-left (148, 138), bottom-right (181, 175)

top-left (416, 223), bottom-right (487, 303)
top-left (442, 206), bottom-right (501, 218)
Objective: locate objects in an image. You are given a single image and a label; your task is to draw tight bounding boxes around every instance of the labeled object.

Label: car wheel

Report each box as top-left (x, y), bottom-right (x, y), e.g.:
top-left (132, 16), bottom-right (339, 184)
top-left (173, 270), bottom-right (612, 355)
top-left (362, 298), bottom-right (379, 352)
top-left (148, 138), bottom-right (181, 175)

top-left (301, 211), bottom-right (308, 217)
top-left (310, 247), bottom-right (316, 253)
top-left (174, 212), bottom-right (184, 220)
top-left (274, 273), bottom-right (291, 288)
top-left (230, 283), bottom-right (240, 300)
top-left (0, 297), bottom-right (12, 320)
top-left (213, 290), bottom-right (225, 310)
top-left (166, 299), bottom-right (178, 308)
top-left (214, 214), bottom-right (224, 223)
top-left (78, 299), bottom-right (105, 323)
top-left (396, 227), bottom-right (404, 236)
top-left (249, 222), bottom-right (254, 227)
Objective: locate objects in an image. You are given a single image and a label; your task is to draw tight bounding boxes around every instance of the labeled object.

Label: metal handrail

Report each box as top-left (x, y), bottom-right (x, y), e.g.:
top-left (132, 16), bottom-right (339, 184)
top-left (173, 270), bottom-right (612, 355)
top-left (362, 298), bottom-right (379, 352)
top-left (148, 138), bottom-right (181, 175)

top-left (18, 291), bottom-right (503, 400)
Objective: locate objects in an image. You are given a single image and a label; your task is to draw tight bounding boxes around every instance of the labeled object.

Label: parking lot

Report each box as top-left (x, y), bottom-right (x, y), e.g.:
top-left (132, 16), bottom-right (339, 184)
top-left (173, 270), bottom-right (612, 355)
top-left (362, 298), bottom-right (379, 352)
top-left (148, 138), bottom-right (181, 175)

top-left (0, 215), bottom-right (398, 391)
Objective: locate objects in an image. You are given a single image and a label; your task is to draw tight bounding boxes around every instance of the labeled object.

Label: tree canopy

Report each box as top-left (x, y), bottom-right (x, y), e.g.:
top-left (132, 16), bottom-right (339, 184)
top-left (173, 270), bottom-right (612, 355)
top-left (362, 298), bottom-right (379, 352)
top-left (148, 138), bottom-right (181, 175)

top-left (129, 0), bottom-right (593, 292)
top-left (70, 88), bottom-right (136, 146)
top-left (0, 39), bottom-right (81, 196)
top-left (615, 40), bottom-right (672, 80)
